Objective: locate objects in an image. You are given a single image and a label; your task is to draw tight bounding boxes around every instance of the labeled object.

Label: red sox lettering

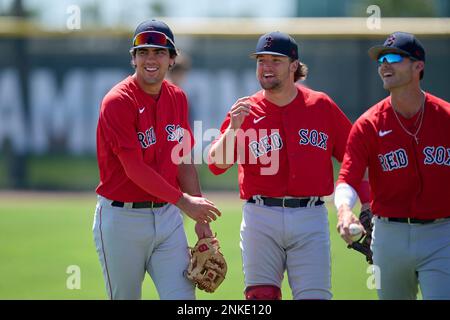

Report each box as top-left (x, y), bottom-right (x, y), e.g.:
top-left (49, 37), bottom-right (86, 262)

top-left (210, 128), bottom-right (281, 174)
top-left (423, 146), bottom-right (450, 166)
top-left (165, 124), bottom-right (185, 143)
top-left (137, 124), bottom-right (186, 150)
top-left (137, 126), bottom-right (156, 148)
top-left (377, 146), bottom-right (450, 172)
top-left (298, 129), bottom-right (328, 150)
top-left (247, 128), bottom-right (328, 162)
top-left (248, 131), bottom-right (283, 158)
top-left (378, 148), bottom-right (408, 172)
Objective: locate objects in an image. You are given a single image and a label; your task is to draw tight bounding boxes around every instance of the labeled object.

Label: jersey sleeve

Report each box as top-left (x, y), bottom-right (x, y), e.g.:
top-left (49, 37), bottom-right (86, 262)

top-left (117, 148), bottom-right (183, 204)
top-left (337, 117), bottom-right (371, 191)
top-left (99, 91), bottom-right (183, 204)
top-left (207, 114), bottom-right (237, 175)
top-left (327, 97), bottom-right (352, 162)
top-left (99, 95), bottom-right (140, 154)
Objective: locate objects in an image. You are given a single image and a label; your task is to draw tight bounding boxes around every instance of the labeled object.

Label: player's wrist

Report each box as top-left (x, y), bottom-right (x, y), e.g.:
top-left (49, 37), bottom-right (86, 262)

top-left (338, 203), bottom-right (351, 212)
top-left (225, 125), bottom-right (238, 136)
top-left (334, 183), bottom-right (357, 211)
top-left (195, 222), bottom-right (213, 239)
top-left (175, 193), bottom-right (189, 210)
top-left (337, 204), bottom-right (355, 225)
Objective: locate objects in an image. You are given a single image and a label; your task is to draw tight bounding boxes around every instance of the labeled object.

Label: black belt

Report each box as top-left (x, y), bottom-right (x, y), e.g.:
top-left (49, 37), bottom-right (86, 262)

top-left (247, 196), bottom-right (324, 208)
top-left (378, 216), bottom-right (450, 224)
top-left (111, 200), bottom-right (167, 209)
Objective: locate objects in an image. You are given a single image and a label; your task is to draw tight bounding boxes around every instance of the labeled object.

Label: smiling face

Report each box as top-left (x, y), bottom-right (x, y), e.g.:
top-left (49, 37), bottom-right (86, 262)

top-left (132, 47), bottom-right (175, 94)
top-left (378, 55), bottom-right (423, 91)
top-left (256, 54), bottom-right (298, 91)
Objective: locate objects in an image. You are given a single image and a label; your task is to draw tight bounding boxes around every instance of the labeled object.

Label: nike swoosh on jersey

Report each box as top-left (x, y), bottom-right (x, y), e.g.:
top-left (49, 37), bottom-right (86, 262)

top-left (139, 107), bottom-right (145, 114)
top-left (379, 129), bottom-right (393, 137)
top-left (253, 116), bottom-right (266, 124)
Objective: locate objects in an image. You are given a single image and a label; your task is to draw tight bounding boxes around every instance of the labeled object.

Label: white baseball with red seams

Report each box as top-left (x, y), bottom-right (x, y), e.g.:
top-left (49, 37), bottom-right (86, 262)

top-left (349, 223), bottom-right (364, 242)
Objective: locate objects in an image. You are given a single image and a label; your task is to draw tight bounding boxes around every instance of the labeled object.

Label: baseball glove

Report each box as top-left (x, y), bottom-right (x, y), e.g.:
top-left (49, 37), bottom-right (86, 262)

top-left (185, 235), bottom-right (227, 293)
top-left (348, 208), bottom-right (374, 264)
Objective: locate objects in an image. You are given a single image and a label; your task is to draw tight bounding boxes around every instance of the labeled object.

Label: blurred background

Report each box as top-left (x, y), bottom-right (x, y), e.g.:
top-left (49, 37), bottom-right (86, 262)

top-left (0, 0), bottom-right (448, 191)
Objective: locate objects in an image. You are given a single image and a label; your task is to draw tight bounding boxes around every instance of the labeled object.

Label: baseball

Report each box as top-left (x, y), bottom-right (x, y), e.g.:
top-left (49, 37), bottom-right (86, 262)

top-left (349, 223), bottom-right (364, 242)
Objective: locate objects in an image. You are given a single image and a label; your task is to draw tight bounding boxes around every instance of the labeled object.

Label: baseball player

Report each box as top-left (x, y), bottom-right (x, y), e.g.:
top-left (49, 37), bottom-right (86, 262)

top-left (93, 19), bottom-right (221, 300)
top-left (208, 32), bottom-right (370, 300)
top-left (335, 32), bottom-right (450, 299)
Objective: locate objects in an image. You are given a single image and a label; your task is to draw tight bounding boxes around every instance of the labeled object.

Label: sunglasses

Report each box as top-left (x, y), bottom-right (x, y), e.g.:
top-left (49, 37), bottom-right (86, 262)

top-left (132, 31), bottom-right (176, 49)
top-left (377, 53), bottom-right (416, 65)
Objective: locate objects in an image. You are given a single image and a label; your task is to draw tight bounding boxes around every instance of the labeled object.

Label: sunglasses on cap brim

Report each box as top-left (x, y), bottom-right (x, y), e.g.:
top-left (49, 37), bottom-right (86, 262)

top-left (132, 31), bottom-right (176, 50)
top-left (377, 53), bottom-right (417, 65)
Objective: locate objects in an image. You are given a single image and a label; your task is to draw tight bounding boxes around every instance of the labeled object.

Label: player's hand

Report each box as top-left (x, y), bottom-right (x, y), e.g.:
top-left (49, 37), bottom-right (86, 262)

top-left (176, 193), bottom-right (222, 224)
top-left (195, 222), bottom-right (213, 239)
top-left (336, 204), bottom-right (366, 245)
top-left (229, 97), bottom-right (252, 130)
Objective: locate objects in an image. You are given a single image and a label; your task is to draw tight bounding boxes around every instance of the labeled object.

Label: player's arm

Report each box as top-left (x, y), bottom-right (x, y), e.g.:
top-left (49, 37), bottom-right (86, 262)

top-left (178, 162), bottom-right (202, 196)
top-left (117, 148), bottom-right (221, 224)
top-left (177, 161), bottom-right (213, 239)
top-left (100, 100), bottom-right (184, 205)
top-left (328, 97), bottom-right (371, 212)
top-left (102, 97), bottom-right (221, 224)
top-left (209, 97), bottom-right (252, 170)
top-left (117, 147), bottom-right (182, 204)
top-left (334, 184), bottom-right (363, 244)
top-left (209, 127), bottom-right (237, 170)
top-left (334, 120), bottom-right (371, 244)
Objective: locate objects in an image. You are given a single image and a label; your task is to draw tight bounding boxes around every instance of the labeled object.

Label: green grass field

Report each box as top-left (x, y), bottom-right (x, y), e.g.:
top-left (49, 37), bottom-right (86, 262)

top-left (0, 191), bottom-right (378, 300)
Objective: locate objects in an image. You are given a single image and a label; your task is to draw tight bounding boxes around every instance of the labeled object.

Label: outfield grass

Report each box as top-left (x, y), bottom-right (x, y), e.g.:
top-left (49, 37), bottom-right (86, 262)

top-left (0, 191), bottom-right (378, 300)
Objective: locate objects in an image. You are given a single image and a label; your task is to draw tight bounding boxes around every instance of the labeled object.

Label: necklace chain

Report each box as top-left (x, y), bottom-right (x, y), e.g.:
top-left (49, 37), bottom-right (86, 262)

top-left (391, 92), bottom-right (425, 145)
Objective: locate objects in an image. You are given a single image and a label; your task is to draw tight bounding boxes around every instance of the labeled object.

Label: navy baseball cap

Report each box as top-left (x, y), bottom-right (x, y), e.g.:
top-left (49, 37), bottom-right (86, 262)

top-left (130, 19), bottom-right (177, 54)
top-left (368, 31), bottom-right (425, 62)
top-left (251, 31), bottom-right (299, 60)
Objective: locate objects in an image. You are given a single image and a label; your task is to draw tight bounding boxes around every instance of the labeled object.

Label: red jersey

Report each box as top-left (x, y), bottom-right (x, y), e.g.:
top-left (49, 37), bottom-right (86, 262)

top-left (96, 76), bottom-right (194, 203)
top-left (209, 85), bottom-right (352, 200)
top-left (338, 92), bottom-right (450, 219)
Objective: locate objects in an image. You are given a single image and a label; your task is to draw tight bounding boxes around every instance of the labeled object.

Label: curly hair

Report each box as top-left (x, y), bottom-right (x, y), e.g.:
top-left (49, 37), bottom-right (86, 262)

top-left (293, 60), bottom-right (308, 82)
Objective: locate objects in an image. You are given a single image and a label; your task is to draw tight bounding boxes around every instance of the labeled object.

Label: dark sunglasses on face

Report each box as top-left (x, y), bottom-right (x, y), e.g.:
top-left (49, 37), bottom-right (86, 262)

top-left (377, 53), bottom-right (417, 66)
